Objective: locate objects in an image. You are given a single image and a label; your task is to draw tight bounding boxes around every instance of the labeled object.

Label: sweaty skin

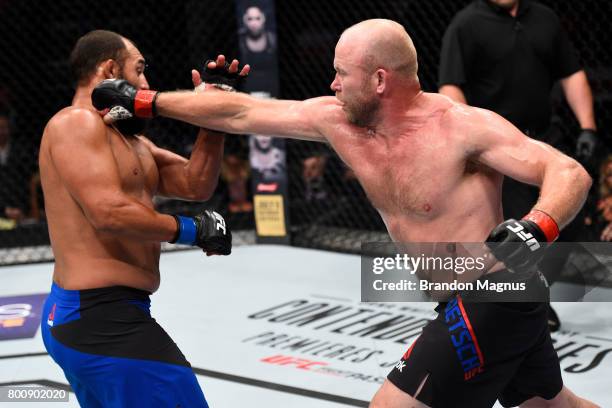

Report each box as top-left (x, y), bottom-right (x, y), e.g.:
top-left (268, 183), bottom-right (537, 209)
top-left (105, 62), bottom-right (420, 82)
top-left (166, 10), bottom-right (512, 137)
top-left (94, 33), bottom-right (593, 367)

top-left (158, 89), bottom-right (586, 243)
top-left (142, 19), bottom-right (594, 408)
top-left (154, 25), bottom-right (589, 244)
top-left (41, 39), bottom-right (224, 292)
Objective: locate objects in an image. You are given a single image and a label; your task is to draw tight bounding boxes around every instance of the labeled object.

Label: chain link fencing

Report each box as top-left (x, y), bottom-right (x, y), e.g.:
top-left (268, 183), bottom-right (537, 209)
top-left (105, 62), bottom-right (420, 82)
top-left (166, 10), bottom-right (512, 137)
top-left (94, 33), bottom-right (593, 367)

top-left (0, 0), bottom-right (610, 264)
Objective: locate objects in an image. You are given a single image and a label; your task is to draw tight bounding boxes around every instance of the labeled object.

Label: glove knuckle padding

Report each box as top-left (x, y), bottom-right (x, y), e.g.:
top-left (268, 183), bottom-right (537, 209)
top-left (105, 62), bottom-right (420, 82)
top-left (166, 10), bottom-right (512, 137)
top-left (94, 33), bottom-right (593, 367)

top-left (92, 79), bottom-right (136, 113)
top-left (486, 218), bottom-right (548, 272)
top-left (194, 210), bottom-right (232, 255)
top-left (91, 80), bottom-right (147, 136)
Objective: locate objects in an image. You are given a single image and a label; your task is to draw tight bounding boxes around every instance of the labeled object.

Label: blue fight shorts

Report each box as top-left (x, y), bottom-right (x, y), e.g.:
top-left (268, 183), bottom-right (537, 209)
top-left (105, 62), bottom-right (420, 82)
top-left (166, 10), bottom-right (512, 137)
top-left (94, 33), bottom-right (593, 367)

top-left (41, 282), bottom-right (208, 408)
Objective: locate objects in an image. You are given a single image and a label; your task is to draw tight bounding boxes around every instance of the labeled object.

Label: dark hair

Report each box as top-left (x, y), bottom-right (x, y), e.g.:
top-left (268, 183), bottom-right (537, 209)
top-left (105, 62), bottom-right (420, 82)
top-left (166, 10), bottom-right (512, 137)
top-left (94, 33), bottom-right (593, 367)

top-left (69, 30), bottom-right (128, 84)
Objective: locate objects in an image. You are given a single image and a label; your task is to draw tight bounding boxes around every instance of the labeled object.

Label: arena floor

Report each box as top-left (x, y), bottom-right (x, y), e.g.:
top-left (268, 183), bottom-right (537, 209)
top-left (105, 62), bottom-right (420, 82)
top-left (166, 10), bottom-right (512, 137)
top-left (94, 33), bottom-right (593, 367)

top-left (1, 245), bottom-right (611, 407)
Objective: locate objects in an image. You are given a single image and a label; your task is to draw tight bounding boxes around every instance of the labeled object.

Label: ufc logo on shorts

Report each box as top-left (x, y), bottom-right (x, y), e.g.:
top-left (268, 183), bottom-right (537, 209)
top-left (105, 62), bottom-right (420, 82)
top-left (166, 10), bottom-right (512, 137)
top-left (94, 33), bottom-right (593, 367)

top-left (506, 222), bottom-right (540, 251)
top-left (212, 211), bottom-right (226, 235)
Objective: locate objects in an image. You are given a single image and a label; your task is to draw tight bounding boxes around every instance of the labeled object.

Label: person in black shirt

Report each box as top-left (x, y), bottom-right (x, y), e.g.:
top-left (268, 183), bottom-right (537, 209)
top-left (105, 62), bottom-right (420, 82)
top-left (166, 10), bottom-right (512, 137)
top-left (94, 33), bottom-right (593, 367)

top-left (439, 0), bottom-right (598, 331)
top-left (439, 0), bottom-right (597, 153)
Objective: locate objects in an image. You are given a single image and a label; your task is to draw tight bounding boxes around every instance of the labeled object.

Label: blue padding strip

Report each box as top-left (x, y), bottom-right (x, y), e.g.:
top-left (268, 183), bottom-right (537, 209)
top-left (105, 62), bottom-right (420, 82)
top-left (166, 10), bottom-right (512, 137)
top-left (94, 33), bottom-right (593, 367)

top-left (175, 216), bottom-right (197, 245)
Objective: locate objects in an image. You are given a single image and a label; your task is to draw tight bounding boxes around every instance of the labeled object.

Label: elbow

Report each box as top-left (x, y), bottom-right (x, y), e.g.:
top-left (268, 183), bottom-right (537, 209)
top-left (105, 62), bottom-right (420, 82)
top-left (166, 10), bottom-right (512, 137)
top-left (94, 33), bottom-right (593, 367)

top-left (582, 168), bottom-right (593, 192)
top-left (566, 158), bottom-right (592, 197)
top-left (576, 161), bottom-right (592, 192)
top-left (229, 109), bottom-right (251, 134)
top-left (201, 100), bottom-right (248, 135)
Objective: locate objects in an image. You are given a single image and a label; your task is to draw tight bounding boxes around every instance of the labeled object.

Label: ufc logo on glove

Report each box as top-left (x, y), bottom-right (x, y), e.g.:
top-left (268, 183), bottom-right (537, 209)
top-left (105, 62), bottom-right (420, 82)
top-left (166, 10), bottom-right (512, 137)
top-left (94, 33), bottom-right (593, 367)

top-left (506, 222), bottom-right (541, 251)
top-left (212, 211), bottom-right (227, 235)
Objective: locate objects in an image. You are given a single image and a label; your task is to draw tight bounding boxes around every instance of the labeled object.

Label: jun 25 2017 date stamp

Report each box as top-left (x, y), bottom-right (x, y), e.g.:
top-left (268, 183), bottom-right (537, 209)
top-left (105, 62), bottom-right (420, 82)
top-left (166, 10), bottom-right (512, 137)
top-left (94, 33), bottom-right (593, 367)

top-left (0, 385), bottom-right (69, 402)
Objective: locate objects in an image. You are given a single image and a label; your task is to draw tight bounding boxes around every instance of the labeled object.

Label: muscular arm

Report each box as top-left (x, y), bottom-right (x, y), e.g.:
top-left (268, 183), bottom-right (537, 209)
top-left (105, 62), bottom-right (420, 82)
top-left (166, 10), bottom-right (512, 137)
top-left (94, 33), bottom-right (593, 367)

top-left (468, 109), bottom-right (592, 228)
top-left (155, 90), bottom-right (333, 142)
top-left (140, 128), bottom-right (224, 200)
top-left (47, 108), bottom-right (177, 241)
top-left (560, 70), bottom-right (597, 130)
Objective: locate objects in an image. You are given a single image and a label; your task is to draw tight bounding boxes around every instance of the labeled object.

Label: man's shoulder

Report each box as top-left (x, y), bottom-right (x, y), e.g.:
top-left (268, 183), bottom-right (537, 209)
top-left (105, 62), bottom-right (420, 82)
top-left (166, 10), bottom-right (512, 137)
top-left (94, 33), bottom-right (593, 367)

top-left (436, 95), bottom-right (499, 135)
top-left (47, 106), bottom-right (102, 129)
top-left (303, 96), bottom-right (342, 111)
top-left (302, 96), bottom-right (345, 124)
top-left (298, 96), bottom-right (361, 144)
top-left (45, 107), bottom-right (106, 142)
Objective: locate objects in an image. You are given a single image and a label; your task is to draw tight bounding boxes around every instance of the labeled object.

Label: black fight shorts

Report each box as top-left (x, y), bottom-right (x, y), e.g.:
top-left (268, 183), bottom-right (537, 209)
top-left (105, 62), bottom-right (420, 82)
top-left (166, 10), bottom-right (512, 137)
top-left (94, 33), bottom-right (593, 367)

top-left (387, 294), bottom-right (562, 407)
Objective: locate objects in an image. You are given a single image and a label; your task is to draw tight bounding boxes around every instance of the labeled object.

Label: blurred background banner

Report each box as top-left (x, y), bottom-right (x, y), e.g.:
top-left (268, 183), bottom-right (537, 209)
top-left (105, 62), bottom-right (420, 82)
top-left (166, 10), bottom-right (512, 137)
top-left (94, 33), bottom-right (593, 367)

top-left (236, 0), bottom-right (290, 244)
top-left (0, 0), bottom-right (610, 266)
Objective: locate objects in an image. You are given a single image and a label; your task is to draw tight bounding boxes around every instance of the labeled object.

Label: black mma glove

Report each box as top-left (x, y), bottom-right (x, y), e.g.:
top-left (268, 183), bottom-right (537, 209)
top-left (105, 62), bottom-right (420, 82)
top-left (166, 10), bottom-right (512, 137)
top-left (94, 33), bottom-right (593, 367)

top-left (92, 79), bottom-right (159, 119)
top-left (201, 60), bottom-right (247, 92)
top-left (170, 210), bottom-right (232, 255)
top-left (576, 129), bottom-right (598, 163)
top-left (486, 210), bottom-right (559, 272)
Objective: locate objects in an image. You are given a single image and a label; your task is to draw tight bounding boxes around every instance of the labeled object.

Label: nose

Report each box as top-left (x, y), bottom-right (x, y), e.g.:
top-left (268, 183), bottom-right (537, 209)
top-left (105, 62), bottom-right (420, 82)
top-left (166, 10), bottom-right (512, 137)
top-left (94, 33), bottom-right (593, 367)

top-left (140, 76), bottom-right (150, 90)
top-left (330, 75), bottom-right (340, 93)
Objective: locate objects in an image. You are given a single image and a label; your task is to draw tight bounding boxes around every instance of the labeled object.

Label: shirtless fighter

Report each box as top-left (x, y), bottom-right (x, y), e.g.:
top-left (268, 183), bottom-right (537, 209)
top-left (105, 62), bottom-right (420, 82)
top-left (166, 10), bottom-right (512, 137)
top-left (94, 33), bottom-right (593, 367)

top-left (39, 30), bottom-right (239, 407)
top-left (92, 19), bottom-right (599, 408)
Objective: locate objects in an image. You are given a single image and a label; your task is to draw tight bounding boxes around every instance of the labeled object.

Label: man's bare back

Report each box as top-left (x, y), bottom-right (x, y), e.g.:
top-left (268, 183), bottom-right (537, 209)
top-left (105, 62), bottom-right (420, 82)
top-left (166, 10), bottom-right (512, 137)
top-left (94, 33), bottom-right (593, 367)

top-left (40, 107), bottom-right (162, 291)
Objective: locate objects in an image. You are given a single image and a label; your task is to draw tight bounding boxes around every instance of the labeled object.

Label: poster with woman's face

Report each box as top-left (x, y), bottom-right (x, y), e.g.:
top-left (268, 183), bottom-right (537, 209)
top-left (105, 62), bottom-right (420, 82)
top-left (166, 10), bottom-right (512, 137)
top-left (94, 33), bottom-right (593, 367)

top-left (237, 1), bottom-right (279, 96)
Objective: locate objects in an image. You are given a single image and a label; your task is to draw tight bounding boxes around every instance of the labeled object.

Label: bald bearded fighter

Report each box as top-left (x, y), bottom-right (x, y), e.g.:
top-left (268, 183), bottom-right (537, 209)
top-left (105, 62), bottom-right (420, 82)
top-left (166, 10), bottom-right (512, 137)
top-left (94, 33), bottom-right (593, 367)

top-left (92, 19), bottom-right (599, 408)
top-left (39, 30), bottom-right (238, 407)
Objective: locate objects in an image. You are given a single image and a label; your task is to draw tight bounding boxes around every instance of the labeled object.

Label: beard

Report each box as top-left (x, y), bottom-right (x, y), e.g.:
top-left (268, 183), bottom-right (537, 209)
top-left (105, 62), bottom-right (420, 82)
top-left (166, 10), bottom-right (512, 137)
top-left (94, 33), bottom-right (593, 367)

top-left (344, 95), bottom-right (380, 127)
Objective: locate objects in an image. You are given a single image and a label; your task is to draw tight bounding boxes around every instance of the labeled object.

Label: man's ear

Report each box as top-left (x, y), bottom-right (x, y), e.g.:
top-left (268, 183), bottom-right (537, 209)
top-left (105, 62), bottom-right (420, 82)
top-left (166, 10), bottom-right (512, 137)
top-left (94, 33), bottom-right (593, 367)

top-left (98, 59), bottom-right (118, 79)
top-left (376, 69), bottom-right (387, 95)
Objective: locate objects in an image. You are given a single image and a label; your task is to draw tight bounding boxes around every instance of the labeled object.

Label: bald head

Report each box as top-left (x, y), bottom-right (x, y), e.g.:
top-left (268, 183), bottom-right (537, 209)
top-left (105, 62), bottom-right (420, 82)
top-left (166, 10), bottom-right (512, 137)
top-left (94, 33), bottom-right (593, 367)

top-left (338, 19), bottom-right (418, 78)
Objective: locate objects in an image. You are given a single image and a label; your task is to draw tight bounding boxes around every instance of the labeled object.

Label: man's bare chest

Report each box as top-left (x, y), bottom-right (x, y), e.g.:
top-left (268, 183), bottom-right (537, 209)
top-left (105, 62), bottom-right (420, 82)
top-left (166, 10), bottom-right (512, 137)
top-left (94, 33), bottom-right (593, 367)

top-left (337, 135), bottom-right (466, 218)
top-left (108, 132), bottom-right (158, 196)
